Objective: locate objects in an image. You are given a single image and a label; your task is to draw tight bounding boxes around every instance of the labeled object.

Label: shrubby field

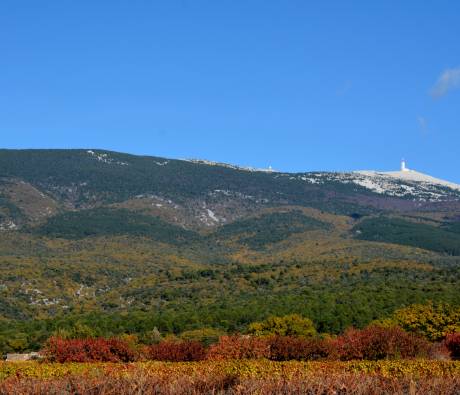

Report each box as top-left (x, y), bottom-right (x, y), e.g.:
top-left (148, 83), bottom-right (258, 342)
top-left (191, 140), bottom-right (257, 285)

top-left (1, 360), bottom-right (460, 394)
top-left (1, 308), bottom-right (460, 394)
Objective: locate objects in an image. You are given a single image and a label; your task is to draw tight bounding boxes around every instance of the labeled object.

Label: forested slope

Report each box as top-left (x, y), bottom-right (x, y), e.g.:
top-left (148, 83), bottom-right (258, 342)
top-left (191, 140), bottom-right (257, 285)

top-left (0, 149), bottom-right (459, 352)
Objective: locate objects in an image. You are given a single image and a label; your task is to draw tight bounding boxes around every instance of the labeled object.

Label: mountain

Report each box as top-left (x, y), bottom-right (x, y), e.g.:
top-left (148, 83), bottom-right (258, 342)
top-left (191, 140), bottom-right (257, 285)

top-left (1, 149), bottom-right (459, 231)
top-left (0, 149), bottom-right (459, 350)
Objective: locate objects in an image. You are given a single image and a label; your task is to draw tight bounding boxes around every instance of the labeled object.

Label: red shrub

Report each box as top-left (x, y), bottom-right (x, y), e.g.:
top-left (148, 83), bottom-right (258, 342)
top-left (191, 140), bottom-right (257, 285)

top-left (267, 336), bottom-right (331, 361)
top-left (45, 337), bottom-right (136, 363)
top-left (331, 325), bottom-right (430, 360)
top-left (445, 333), bottom-right (460, 360)
top-left (144, 340), bottom-right (206, 362)
top-left (207, 336), bottom-right (270, 360)
top-left (106, 338), bottom-right (138, 362)
top-left (428, 342), bottom-right (451, 360)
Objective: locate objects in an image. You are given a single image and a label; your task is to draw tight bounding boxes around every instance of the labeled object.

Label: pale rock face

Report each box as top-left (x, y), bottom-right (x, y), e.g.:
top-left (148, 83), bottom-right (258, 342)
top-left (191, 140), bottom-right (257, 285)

top-left (356, 170), bottom-right (460, 192)
top-left (287, 163), bottom-right (460, 202)
top-left (349, 160), bottom-right (459, 195)
top-left (182, 158), bottom-right (460, 200)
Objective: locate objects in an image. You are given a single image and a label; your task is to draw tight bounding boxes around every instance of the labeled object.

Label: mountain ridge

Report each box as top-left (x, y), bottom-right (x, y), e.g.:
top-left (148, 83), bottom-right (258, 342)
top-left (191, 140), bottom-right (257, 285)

top-left (1, 148), bottom-right (460, 234)
top-left (0, 148), bottom-right (459, 342)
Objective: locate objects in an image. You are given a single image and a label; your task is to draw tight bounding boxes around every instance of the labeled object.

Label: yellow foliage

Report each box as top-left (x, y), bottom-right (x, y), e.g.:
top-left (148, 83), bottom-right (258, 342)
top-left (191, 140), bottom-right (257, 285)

top-left (392, 302), bottom-right (460, 341)
top-left (1, 360), bottom-right (460, 381)
top-left (248, 314), bottom-right (317, 337)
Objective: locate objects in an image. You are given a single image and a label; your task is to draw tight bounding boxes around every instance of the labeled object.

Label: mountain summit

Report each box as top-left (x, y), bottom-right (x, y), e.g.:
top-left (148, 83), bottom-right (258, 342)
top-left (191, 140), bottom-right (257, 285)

top-left (356, 160), bottom-right (460, 193)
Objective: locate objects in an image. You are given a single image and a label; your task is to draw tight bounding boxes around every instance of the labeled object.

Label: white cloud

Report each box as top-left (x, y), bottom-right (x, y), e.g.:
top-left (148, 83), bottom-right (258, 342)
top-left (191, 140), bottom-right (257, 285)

top-left (417, 116), bottom-right (428, 135)
top-left (431, 67), bottom-right (460, 98)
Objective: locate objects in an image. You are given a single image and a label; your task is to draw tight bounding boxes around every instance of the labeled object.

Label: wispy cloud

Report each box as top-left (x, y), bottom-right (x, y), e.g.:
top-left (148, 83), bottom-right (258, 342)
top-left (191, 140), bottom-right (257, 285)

top-left (336, 80), bottom-right (352, 96)
top-left (417, 116), bottom-right (428, 135)
top-left (431, 67), bottom-right (460, 98)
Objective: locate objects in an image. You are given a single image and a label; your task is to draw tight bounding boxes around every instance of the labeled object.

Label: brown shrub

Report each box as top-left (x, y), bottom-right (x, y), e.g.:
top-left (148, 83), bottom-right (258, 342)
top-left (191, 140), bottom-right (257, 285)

top-left (143, 340), bottom-right (206, 362)
top-left (429, 342), bottom-right (452, 360)
top-left (1, 372), bottom-right (459, 395)
top-left (445, 333), bottom-right (460, 360)
top-left (331, 325), bottom-right (431, 360)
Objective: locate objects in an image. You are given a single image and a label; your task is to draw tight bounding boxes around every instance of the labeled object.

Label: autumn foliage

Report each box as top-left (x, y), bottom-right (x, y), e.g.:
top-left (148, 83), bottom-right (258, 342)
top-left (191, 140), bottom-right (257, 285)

top-left (330, 325), bottom-right (431, 360)
top-left (143, 340), bottom-right (206, 362)
top-left (2, 360), bottom-right (460, 395)
top-left (247, 314), bottom-right (317, 337)
top-left (445, 333), bottom-right (460, 360)
top-left (266, 336), bottom-right (332, 361)
top-left (3, 371), bottom-right (460, 395)
top-left (390, 302), bottom-right (460, 341)
top-left (44, 325), bottom-right (438, 363)
top-left (206, 325), bottom-right (429, 362)
top-left (207, 335), bottom-right (270, 360)
top-left (45, 337), bottom-right (136, 363)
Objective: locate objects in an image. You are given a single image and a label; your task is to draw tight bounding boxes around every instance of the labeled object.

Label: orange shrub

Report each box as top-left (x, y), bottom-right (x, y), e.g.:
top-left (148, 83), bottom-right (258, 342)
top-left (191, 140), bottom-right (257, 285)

top-left (207, 335), bottom-right (270, 360)
top-left (45, 337), bottom-right (136, 363)
top-left (144, 340), bottom-right (206, 362)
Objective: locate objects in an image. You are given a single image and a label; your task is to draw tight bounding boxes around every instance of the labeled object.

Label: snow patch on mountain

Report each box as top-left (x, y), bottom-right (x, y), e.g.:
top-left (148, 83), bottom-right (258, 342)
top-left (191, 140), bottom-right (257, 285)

top-left (288, 169), bottom-right (460, 202)
top-left (182, 157), bottom-right (459, 202)
top-left (0, 220), bottom-right (17, 231)
top-left (87, 150), bottom-right (129, 166)
top-left (352, 169), bottom-right (460, 200)
top-left (375, 169), bottom-right (460, 191)
top-left (184, 159), bottom-right (275, 173)
top-left (153, 160), bottom-right (169, 166)
top-left (206, 209), bottom-right (219, 222)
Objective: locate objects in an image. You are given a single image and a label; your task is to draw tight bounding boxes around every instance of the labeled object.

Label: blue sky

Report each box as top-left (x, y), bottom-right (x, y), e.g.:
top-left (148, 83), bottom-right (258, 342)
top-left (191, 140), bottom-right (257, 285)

top-left (1, 1), bottom-right (459, 182)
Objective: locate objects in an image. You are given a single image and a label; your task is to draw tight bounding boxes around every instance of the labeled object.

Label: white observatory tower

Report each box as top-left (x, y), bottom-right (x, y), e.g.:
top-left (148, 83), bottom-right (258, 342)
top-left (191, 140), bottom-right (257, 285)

top-left (401, 159), bottom-right (409, 172)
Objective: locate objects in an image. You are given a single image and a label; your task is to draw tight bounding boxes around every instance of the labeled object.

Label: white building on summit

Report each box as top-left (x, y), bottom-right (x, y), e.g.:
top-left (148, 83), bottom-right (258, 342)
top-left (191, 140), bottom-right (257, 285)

top-left (401, 159), bottom-right (409, 172)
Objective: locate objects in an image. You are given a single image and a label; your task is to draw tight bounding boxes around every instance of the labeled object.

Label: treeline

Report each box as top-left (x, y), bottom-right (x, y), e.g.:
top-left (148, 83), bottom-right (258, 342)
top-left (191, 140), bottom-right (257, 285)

top-left (2, 303), bottom-right (459, 356)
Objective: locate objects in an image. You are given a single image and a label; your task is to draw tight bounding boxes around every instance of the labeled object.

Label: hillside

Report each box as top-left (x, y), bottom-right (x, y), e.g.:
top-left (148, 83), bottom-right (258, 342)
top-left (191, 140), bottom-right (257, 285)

top-left (0, 149), bottom-right (459, 352)
top-left (2, 149), bottom-right (460, 230)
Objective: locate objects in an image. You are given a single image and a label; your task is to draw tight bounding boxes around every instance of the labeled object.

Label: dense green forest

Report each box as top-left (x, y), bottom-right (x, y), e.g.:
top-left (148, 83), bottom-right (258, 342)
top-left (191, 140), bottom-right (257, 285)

top-left (32, 208), bottom-right (198, 243)
top-left (0, 149), bottom-right (377, 214)
top-left (1, 251), bottom-right (459, 353)
top-left (354, 216), bottom-right (460, 255)
top-left (444, 220), bottom-right (460, 234)
top-left (211, 210), bottom-right (330, 250)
